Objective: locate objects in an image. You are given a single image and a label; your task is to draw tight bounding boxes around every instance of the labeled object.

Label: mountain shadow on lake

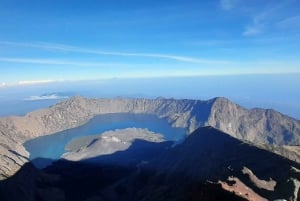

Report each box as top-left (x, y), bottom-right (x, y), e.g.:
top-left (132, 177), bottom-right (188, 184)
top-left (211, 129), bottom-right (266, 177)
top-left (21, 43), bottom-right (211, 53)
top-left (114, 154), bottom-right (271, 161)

top-left (0, 135), bottom-right (247, 201)
top-left (0, 138), bottom-right (173, 201)
top-left (24, 113), bottom-right (186, 167)
top-left (1, 127), bottom-right (300, 201)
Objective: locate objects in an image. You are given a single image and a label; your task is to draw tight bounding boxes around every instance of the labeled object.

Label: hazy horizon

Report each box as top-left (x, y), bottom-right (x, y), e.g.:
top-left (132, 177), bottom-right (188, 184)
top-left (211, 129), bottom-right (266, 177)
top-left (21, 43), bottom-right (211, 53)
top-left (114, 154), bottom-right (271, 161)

top-left (0, 74), bottom-right (299, 119)
top-left (0, 0), bottom-right (300, 119)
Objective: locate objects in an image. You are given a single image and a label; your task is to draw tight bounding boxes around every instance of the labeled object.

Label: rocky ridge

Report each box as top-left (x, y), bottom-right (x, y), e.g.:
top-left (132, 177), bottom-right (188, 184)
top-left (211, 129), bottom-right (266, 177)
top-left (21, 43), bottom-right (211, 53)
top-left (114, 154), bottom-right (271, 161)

top-left (0, 96), bottom-right (299, 179)
top-left (141, 127), bottom-right (300, 201)
top-left (80, 127), bottom-right (300, 201)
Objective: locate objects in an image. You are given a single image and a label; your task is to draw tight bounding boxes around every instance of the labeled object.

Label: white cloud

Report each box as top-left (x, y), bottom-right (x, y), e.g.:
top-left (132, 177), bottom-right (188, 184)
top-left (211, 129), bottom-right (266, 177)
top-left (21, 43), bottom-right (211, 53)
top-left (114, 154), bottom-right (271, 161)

top-left (18, 80), bottom-right (58, 85)
top-left (24, 94), bottom-right (69, 101)
top-left (0, 41), bottom-right (229, 65)
top-left (0, 57), bottom-right (128, 67)
top-left (0, 80), bottom-right (65, 88)
top-left (220, 0), bottom-right (238, 10)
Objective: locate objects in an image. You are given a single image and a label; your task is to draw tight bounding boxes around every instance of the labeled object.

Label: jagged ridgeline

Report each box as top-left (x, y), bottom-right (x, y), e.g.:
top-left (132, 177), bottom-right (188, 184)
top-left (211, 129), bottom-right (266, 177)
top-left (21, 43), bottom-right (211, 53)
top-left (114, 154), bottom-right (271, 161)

top-left (0, 96), bottom-right (299, 179)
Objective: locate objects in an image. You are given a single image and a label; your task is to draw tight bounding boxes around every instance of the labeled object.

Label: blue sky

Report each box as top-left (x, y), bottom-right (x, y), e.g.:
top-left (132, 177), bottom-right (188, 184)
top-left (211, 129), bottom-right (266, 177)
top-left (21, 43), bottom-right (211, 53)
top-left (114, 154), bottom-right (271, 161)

top-left (0, 0), bottom-right (300, 85)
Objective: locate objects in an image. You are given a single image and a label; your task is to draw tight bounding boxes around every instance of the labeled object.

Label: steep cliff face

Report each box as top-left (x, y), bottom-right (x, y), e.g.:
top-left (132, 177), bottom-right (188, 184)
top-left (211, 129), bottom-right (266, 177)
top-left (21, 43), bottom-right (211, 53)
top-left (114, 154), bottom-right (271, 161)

top-left (0, 122), bottom-right (29, 179)
top-left (0, 96), bottom-right (214, 141)
top-left (0, 96), bottom-right (299, 179)
top-left (208, 97), bottom-right (300, 145)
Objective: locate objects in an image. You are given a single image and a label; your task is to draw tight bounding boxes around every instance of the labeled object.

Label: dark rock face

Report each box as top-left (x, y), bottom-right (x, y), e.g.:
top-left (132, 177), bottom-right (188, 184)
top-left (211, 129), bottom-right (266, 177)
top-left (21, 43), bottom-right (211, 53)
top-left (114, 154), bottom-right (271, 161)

top-left (0, 96), bottom-right (299, 179)
top-left (1, 127), bottom-right (298, 201)
top-left (95, 127), bottom-right (300, 201)
top-left (152, 127), bottom-right (298, 180)
top-left (0, 137), bottom-right (173, 201)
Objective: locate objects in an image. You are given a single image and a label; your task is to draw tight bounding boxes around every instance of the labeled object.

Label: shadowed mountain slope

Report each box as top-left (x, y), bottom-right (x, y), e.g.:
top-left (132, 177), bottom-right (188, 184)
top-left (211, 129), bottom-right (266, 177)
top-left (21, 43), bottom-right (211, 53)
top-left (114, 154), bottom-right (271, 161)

top-left (0, 137), bottom-right (173, 201)
top-left (99, 127), bottom-right (300, 201)
top-left (4, 127), bottom-right (297, 201)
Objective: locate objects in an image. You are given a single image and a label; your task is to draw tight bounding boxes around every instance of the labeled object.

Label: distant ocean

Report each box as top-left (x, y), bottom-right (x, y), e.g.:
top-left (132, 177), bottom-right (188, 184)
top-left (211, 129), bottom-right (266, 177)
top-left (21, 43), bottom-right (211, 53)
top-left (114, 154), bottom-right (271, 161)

top-left (0, 75), bottom-right (299, 119)
top-left (0, 99), bottom-right (63, 117)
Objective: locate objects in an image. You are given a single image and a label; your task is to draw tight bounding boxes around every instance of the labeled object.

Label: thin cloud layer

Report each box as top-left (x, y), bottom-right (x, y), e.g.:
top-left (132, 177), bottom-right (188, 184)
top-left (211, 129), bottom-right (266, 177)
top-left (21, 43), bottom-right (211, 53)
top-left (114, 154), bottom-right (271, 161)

top-left (220, 0), bottom-right (300, 36)
top-left (244, 0), bottom-right (299, 36)
top-left (0, 41), bottom-right (229, 65)
top-left (18, 80), bottom-right (59, 85)
top-left (276, 15), bottom-right (300, 29)
top-left (0, 57), bottom-right (129, 67)
top-left (24, 94), bottom-right (69, 101)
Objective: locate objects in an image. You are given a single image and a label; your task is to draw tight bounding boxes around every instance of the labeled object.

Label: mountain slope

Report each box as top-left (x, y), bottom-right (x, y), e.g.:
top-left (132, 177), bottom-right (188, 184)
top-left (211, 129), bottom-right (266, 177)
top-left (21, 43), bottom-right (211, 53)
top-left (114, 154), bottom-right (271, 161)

top-left (101, 127), bottom-right (300, 201)
top-left (209, 97), bottom-right (300, 145)
top-left (0, 96), bottom-right (299, 179)
top-left (3, 127), bottom-right (299, 201)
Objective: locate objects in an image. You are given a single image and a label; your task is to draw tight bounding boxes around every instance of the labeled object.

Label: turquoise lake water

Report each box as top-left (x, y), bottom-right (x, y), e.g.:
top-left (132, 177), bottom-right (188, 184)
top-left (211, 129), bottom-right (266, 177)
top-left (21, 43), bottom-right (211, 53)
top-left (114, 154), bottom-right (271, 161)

top-left (24, 113), bottom-right (186, 167)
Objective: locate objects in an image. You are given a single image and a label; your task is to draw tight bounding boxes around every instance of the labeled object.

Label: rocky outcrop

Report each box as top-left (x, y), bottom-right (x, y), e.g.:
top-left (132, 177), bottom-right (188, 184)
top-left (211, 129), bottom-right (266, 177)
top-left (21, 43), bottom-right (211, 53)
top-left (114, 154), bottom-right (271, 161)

top-left (0, 123), bottom-right (29, 179)
top-left (0, 96), bottom-right (299, 179)
top-left (208, 97), bottom-right (300, 145)
top-left (241, 166), bottom-right (276, 191)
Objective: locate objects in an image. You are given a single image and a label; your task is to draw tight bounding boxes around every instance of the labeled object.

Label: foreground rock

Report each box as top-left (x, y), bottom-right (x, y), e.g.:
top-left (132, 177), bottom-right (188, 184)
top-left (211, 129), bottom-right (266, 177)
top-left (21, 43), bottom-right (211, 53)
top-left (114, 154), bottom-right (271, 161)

top-left (1, 127), bottom-right (296, 201)
top-left (100, 127), bottom-right (300, 201)
top-left (0, 96), bottom-right (299, 179)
